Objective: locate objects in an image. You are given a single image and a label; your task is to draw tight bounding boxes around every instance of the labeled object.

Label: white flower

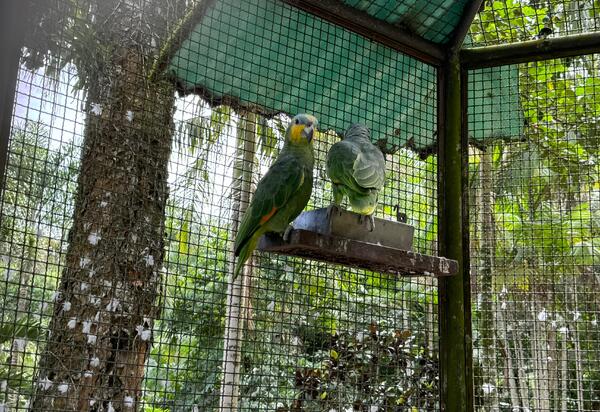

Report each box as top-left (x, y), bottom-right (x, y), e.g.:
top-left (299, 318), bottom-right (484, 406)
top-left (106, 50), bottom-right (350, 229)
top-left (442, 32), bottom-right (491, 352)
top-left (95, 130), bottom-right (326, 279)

top-left (135, 325), bottom-right (151, 341)
top-left (370, 406), bottom-right (379, 412)
top-left (67, 318), bottom-right (77, 329)
top-left (80, 282), bottom-right (89, 292)
top-left (80, 256), bottom-right (91, 268)
top-left (87, 334), bottom-right (97, 344)
top-left (106, 299), bottom-right (120, 312)
top-left (592, 319), bottom-right (597, 326)
top-left (501, 301), bottom-right (507, 310)
top-left (38, 377), bottom-right (52, 390)
top-left (82, 320), bottom-right (92, 334)
top-left (107, 402), bottom-right (115, 412)
top-left (90, 103), bottom-right (103, 116)
top-left (63, 301), bottom-right (72, 312)
top-left (88, 232), bottom-right (101, 246)
top-left (126, 110), bottom-right (134, 122)
top-left (84, 370), bottom-right (93, 378)
top-left (573, 311), bottom-right (581, 321)
top-left (89, 295), bottom-right (101, 306)
top-left (558, 327), bottom-right (569, 335)
top-left (100, 201), bottom-right (108, 208)
top-left (482, 383), bottom-right (495, 394)
top-left (537, 308), bottom-right (547, 321)
top-left (57, 383), bottom-right (69, 394)
top-left (90, 356), bottom-right (100, 367)
top-left (144, 255), bottom-right (154, 267)
top-left (124, 396), bottom-right (134, 408)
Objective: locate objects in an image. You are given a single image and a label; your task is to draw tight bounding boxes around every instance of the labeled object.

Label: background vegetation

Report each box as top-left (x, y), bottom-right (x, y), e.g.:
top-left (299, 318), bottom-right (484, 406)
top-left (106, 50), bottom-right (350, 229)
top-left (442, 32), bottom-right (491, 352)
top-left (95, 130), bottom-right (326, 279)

top-left (0, 0), bottom-right (598, 411)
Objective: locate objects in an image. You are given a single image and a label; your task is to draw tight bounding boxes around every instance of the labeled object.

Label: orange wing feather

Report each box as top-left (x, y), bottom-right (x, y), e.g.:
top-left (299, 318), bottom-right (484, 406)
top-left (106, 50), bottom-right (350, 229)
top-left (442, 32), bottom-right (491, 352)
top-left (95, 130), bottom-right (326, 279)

top-left (259, 207), bottom-right (278, 225)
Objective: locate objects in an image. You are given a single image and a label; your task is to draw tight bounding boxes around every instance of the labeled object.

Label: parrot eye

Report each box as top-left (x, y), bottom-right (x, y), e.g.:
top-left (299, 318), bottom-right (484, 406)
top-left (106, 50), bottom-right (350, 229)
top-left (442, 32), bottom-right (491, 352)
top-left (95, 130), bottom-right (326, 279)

top-left (295, 119), bottom-right (300, 125)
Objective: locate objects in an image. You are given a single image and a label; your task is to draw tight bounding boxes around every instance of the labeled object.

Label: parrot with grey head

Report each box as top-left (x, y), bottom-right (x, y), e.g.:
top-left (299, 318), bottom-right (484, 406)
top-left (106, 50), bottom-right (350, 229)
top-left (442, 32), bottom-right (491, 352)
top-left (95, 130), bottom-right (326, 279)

top-left (326, 123), bottom-right (386, 230)
top-left (233, 114), bottom-right (317, 279)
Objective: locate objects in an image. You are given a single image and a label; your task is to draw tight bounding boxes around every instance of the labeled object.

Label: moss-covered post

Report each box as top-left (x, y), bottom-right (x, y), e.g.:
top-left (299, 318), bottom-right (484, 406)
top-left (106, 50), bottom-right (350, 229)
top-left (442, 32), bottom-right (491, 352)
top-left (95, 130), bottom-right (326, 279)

top-left (437, 54), bottom-right (473, 411)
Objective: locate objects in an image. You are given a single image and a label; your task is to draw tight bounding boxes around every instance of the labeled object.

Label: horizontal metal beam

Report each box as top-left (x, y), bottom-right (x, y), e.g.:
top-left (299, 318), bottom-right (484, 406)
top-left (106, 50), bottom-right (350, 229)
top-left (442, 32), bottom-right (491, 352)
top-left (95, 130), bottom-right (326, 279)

top-left (461, 32), bottom-right (600, 69)
top-left (283, 0), bottom-right (445, 66)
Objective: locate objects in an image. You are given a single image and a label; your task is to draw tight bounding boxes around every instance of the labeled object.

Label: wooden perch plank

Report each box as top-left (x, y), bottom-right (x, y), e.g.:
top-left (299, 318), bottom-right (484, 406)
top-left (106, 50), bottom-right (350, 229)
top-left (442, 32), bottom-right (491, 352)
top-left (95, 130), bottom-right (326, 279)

top-left (258, 229), bottom-right (457, 278)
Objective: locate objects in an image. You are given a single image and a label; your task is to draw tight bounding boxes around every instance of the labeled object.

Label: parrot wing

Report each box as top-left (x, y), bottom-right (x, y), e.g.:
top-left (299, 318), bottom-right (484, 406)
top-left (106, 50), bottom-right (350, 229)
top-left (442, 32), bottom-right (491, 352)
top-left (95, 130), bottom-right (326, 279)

top-left (352, 143), bottom-right (386, 190)
top-left (234, 156), bottom-right (305, 256)
top-left (327, 141), bottom-right (385, 193)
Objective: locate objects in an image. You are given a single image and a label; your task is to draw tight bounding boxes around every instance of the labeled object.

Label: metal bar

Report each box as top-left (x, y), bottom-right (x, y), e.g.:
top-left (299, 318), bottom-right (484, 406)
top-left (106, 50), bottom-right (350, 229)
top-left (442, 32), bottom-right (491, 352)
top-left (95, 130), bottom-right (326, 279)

top-left (461, 32), bottom-right (600, 69)
top-left (282, 0), bottom-right (445, 66)
top-left (0, 0), bottom-right (27, 190)
top-left (149, 0), bottom-right (218, 82)
top-left (448, 0), bottom-right (484, 53)
top-left (437, 56), bottom-right (474, 412)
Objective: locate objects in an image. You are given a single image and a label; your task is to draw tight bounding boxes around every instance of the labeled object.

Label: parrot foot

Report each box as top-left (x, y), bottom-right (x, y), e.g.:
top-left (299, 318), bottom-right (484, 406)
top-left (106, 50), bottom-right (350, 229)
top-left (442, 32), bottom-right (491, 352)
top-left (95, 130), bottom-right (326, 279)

top-left (358, 214), bottom-right (376, 232)
top-left (282, 225), bottom-right (294, 243)
top-left (326, 204), bottom-right (340, 222)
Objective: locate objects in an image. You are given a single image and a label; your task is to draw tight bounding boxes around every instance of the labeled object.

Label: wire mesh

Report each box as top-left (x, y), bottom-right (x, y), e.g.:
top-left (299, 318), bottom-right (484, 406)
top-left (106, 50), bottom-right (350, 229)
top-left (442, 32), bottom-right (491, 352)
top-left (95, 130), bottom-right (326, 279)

top-left (338, 0), bottom-right (470, 44)
top-left (469, 0), bottom-right (600, 47)
top-left (0, 0), bottom-right (440, 411)
top-left (468, 55), bottom-right (600, 411)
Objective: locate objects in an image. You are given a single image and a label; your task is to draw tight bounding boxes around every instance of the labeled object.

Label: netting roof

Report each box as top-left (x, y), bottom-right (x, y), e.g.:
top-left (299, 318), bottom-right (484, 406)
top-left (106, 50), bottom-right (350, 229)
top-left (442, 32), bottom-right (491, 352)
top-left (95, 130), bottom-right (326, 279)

top-left (340, 0), bottom-right (471, 43)
top-left (169, 0), bottom-right (523, 150)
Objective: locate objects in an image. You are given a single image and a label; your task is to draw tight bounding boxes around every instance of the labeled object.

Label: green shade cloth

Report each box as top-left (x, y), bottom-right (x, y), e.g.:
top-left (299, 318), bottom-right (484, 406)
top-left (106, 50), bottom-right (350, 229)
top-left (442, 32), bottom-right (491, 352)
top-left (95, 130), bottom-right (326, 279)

top-left (342, 0), bottom-right (470, 44)
top-left (469, 66), bottom-right (524, 142)
top-left (170, 0), bottom-right (523, 151)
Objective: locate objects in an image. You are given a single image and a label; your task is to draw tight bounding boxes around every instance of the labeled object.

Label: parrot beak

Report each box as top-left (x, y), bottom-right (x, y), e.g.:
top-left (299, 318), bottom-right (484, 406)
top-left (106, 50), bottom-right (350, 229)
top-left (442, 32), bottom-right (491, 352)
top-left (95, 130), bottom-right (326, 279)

top-left (303, 124), bottom-right (315, 143)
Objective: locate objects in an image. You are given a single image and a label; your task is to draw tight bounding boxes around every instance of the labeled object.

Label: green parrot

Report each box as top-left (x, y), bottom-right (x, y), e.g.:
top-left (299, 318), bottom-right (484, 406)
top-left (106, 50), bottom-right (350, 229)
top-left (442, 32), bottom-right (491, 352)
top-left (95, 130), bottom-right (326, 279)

top-left (233, 113), bottom-right (317, 279)
top-left (326, 123), bottom-right (386, 230)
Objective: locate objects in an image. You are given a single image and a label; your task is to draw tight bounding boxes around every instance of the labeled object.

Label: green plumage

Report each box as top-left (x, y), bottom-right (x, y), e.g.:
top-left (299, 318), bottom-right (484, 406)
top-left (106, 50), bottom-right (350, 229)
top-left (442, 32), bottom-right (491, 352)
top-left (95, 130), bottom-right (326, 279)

top-left (326, 123), bottom-right (386, 215)
top-left (233, 114), bottom-right (317, 279)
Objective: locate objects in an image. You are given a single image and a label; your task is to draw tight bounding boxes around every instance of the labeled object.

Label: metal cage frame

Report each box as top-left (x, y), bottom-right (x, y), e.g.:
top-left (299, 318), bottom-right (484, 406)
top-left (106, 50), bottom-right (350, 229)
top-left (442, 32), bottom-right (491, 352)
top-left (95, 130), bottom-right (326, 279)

top-left (2, 0), bottom-right (600, 410)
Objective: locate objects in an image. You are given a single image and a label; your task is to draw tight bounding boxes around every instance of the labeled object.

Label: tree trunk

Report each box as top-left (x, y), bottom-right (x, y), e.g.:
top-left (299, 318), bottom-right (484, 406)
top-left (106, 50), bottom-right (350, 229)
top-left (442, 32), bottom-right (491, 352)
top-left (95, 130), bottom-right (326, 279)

top-left (496, 297), bottom-right (520, 410)
top-left (547, 328), bottom-right (558, 411)
top-left (572, 287), bottom-right (585, 412)
top-left (515, 329), bottom-right (531, 411)
top-left (219, 113), bottom-right (257, 411)
top-left (560, 331), bottom-right (568, 412)
top-left (32, 46), bottom-right (175, 411)
top-left (531, 307), bottom-right (541, 412)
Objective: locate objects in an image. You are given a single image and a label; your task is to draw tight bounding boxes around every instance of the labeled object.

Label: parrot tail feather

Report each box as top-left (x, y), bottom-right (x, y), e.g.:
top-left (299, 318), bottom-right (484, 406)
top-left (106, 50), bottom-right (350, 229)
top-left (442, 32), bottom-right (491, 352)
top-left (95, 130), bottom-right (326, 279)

top-left (232, 233), bottom-right (260, 280)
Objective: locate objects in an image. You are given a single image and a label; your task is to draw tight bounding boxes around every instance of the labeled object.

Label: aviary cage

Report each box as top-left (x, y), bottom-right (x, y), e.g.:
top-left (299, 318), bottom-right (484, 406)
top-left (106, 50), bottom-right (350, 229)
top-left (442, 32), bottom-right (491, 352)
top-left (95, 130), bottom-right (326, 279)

top-left (0, 0), bottom-right (598, 411)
